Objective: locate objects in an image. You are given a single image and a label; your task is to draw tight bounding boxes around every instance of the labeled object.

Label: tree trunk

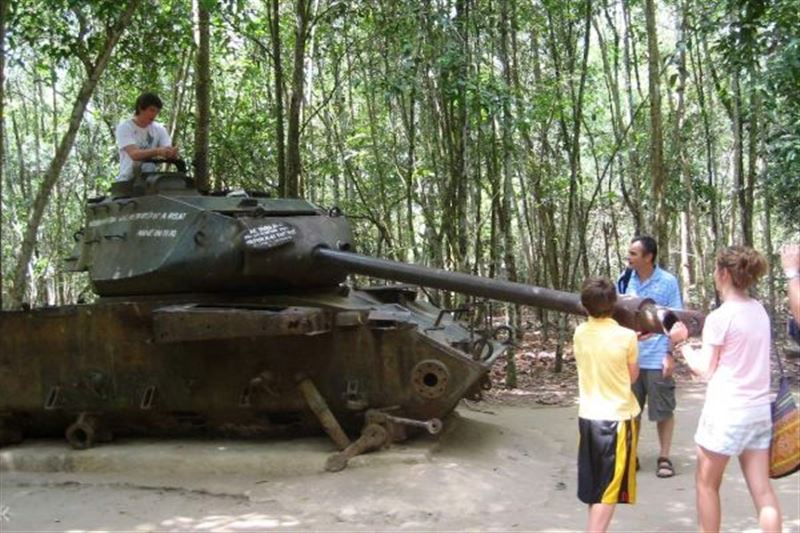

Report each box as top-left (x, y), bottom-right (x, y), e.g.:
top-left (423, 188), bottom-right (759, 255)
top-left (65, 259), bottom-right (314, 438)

top-left (167, 47), bottom-right (193, 140)
top-left (683, 21), bottom-right (717, 299)
top-left (9, 0), bottom-right (141, 309)
top-left (731, 65), bottom-right (746, 246)
top-left (621, 0), bottom-right (644, 234)
top-left (645, 0), bottom-right (668, 261)
top-left (674, 0), bottom-right (693, 304)
top-left (695, 31), bottom-right (721, 250)
top-left (193, 0), bottom-right (211, 190)
top-left (544, 0), bottom-right (592, 372)
top-left (763, 178), bottom-right (775, 323)
top-left (454, 0), bottom-right (469, 273)
top-left (269, 0), bottom-right (286, 193)
top-left (404, 82), bottom-right (418, 261)
top-left (498, 0), bottom-right (520, 387)
top-left (175, 50), bottom-right (195, 144)
top-left (0, 0), bottom-right (6, 309)
top-left (285, 0), bottom-right (311, 198)
top-left (744, 70), bottom-right (759, 248)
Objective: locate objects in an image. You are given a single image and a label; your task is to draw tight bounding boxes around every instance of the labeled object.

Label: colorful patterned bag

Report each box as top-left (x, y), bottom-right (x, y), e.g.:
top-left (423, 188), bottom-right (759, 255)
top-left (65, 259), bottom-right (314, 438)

top-left (770, 374), bottom-right (800, 479)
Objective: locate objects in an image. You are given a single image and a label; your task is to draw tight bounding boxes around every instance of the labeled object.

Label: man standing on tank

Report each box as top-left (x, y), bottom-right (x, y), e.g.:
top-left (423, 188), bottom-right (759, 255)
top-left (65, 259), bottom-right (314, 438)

top-left (116, 92), bottom-right (179, 181)
top-left (617, 235), bottom-right (682, 478)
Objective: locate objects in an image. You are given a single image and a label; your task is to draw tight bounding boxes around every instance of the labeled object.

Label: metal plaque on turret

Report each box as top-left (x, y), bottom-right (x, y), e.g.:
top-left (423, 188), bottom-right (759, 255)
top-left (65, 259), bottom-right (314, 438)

top-left (242, 222), bottom-right (297, 250)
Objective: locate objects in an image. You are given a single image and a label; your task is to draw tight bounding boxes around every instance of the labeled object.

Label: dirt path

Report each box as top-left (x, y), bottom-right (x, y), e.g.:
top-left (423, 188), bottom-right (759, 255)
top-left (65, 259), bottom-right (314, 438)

top-left (1, 382), bottom-right (798, 532)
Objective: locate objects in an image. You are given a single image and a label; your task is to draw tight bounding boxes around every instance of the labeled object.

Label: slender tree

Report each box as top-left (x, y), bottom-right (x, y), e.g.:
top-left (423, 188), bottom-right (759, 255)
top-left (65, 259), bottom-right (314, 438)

top-left (285, 0), bottom-right (312, 198)
top-left (193, 0), bottom-right (211, 190)
top-left (0, 0), bottom-right (8, 310)
top-left (0, 0), bottom-right (7, 309)
top-left (269, 0), bottom-right (286, 193)
top-left (9, 0), bottom-right (141, 309)
top-left (645, 0), bottom-right (668, 261)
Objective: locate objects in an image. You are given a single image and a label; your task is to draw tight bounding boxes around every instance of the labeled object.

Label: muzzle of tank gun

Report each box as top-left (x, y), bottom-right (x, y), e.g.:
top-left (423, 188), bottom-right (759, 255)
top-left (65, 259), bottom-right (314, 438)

top-left (612, 295), bottom-right (705, 337)
top-left (313, 247), bottom-right (705, 336)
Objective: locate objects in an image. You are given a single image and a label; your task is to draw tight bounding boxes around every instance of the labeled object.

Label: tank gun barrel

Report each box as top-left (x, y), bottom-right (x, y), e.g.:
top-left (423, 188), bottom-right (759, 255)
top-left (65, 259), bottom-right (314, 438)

top-left (314, 247), bottom-right (704, 336)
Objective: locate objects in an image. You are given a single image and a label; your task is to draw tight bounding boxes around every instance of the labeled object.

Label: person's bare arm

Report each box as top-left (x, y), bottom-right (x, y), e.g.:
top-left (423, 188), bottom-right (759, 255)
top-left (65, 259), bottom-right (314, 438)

top-left (628, 361), bottom-right (640, 383)
top-left (668, 322), bottom-right (720, 379)
top-left (122, 145), bottom-right (178, 161)
top-left (678, 343), bottom-right (721, 379)
top-left (782, 244), bottom-right (800, 323)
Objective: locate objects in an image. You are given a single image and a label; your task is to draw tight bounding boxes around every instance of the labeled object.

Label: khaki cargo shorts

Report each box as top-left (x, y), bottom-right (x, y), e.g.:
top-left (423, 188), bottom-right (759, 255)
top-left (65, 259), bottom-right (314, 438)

top-left (632, 369), bottom-right (676, 422)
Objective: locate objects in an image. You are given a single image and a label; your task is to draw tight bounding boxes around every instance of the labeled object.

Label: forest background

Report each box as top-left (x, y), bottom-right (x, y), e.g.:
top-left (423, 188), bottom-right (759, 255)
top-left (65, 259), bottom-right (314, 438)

top-left (1, 0), bottom-right (798, 378)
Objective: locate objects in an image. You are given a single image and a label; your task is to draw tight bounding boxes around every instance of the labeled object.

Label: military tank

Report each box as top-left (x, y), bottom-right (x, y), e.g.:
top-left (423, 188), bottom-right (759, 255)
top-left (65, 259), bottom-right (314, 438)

top-left (0, 160), bottom-right (703, 471)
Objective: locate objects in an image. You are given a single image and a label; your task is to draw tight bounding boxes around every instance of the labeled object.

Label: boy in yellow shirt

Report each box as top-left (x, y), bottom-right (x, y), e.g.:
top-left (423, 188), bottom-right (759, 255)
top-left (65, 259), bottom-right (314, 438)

top-left (574, 277), bottom-right (641, 532)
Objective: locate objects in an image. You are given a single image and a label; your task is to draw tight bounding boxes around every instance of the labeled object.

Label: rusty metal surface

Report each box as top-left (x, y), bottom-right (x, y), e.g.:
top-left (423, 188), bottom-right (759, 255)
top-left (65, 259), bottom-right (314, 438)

top-left (296, 376), bottom-right (351, 451)
top-left (0, 289), bottom-right (493, 445)
top-left (152, 305), bottom-right (332, 342)
top-left (325, 423), bottom-right (389, 472)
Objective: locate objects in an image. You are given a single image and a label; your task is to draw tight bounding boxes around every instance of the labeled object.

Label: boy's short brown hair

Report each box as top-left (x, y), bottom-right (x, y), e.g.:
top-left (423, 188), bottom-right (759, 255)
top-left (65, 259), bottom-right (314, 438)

top-left (581, 277), bottom-right (617, 318)
top-left (134, 92), bottom-right (163, 115)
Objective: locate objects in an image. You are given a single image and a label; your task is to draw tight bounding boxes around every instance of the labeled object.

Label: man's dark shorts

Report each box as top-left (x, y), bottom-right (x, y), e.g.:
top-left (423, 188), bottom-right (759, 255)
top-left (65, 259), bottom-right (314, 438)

top-left (632, 369), bottom-right (676, 421)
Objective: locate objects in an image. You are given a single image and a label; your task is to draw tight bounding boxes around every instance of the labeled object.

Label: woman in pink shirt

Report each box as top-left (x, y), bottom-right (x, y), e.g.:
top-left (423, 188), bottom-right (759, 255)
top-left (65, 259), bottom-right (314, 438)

top-left (670, 246), bottom-right (781, 533)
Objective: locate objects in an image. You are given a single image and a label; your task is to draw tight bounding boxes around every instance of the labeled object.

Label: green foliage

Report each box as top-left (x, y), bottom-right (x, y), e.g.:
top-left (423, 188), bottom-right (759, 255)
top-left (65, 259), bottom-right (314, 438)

top-left (2, 0), bottom-right (797, 308)
top-left (761, 0), bottom-right (800, 232)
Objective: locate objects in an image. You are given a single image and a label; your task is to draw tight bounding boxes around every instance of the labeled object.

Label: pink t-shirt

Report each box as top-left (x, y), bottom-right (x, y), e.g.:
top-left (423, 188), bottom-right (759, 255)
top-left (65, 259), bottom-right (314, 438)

top-left (702, 298), bottom-right (771, 417)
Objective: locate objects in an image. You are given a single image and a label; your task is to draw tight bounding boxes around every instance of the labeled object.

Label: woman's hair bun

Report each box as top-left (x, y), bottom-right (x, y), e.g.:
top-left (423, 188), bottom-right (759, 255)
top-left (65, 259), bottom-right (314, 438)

top-left (716, 246), bottom-right (767, 290)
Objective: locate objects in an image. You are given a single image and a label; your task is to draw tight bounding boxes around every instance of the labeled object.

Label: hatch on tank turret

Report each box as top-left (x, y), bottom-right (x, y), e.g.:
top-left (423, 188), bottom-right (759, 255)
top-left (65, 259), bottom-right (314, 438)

top-left (108, 158), bottom-right (199, 198)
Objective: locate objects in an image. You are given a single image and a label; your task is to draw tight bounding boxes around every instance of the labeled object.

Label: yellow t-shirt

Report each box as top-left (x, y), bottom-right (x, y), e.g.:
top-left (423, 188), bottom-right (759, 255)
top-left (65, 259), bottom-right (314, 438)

top-left (573, 317), bottom-right (641, 421)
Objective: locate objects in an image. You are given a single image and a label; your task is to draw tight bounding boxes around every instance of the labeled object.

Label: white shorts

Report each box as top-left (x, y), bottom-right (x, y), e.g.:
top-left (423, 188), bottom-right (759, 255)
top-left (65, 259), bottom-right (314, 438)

top-left (694, 410), bottom-right (772, 456)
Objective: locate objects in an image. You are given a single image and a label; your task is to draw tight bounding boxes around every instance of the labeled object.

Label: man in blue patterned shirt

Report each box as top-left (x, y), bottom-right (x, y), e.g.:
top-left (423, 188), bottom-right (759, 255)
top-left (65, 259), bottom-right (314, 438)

top-left (618, 236), bottom-right (682, 478)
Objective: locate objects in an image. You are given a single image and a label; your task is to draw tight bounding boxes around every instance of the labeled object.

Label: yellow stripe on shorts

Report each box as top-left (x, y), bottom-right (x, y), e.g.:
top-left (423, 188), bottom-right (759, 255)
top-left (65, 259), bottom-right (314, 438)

top-left (601, 418), bottom-right (638, 504)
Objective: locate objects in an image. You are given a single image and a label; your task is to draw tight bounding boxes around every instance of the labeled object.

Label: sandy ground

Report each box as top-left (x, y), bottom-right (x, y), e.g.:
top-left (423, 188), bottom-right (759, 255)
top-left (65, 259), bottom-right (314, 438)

top-left (1, 382), bottom-right (798, 532)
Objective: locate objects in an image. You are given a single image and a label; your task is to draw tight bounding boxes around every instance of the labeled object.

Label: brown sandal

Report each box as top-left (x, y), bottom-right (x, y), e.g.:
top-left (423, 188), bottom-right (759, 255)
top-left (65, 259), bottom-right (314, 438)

top-left (656, 456), bottom-right (674, 478)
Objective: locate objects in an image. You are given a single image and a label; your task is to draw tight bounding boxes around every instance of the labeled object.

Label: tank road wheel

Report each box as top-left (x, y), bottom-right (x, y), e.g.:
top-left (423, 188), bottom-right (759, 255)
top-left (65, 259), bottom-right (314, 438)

top-left (411, 359), bottom-right (450, 399)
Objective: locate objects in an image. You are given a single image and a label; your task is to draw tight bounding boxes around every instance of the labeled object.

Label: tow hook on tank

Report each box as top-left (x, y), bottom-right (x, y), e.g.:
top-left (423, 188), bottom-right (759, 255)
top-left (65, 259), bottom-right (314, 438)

top-left (325, 409), bottom-right (442, 473)
top-left (65, 412), bottom-right (112, 450)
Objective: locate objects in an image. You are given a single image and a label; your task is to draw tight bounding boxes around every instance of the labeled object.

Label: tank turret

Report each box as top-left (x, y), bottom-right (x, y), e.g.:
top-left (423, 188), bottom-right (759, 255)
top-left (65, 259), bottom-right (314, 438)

top-left (67, 160), bottom-right (353, 295)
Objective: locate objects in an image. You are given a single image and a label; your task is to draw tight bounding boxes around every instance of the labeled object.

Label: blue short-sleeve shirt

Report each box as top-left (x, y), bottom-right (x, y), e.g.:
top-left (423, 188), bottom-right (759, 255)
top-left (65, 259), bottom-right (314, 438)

top-left (619, 266), bottom-right (683, 369)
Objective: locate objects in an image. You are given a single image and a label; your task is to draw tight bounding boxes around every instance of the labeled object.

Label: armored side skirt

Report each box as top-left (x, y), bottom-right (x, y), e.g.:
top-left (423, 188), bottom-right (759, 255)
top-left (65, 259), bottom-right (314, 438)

top-left (0, 291), bottom-right (499, 445)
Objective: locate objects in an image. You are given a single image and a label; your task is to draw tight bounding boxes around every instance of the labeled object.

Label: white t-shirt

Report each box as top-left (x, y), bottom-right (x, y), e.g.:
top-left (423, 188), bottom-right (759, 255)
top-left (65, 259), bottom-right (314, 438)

top-left (115, 119), bottom-right (172, 181)
top-left (701, 298), bottom-right (772, 423)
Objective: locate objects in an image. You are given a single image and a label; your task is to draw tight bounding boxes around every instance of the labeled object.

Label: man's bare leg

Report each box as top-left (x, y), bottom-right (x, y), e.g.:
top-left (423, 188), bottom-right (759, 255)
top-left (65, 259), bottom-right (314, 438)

top-left (657, 415), bottom-right (674, 459)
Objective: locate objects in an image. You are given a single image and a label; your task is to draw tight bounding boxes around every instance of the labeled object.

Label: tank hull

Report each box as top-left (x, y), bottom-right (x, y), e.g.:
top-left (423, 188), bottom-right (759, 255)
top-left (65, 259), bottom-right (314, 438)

top-left (0, 288), bottom-right (502, 445)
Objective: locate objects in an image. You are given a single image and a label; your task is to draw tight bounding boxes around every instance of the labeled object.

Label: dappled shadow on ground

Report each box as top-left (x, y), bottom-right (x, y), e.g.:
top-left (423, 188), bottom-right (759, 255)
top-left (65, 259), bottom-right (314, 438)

top-left (140, 513), bottom-right (303, 532)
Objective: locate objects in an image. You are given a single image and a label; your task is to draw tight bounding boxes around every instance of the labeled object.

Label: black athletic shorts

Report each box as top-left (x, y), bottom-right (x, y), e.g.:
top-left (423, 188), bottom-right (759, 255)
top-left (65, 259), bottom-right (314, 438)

top-left (577, 417), bottom-right (638, 504)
